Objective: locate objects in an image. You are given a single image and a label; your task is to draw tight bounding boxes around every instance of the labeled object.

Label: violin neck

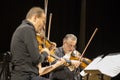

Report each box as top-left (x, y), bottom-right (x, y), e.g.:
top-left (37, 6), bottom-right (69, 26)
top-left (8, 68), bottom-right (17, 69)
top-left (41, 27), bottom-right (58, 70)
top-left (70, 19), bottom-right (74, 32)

top-left (50, 54), bottom-right (60, 60)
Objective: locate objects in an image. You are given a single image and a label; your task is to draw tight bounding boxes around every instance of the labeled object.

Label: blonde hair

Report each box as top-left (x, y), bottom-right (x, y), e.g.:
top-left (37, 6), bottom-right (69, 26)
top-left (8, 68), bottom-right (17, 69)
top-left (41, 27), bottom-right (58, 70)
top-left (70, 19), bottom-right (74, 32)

top-left (26, 7), bottom-right (44, 19)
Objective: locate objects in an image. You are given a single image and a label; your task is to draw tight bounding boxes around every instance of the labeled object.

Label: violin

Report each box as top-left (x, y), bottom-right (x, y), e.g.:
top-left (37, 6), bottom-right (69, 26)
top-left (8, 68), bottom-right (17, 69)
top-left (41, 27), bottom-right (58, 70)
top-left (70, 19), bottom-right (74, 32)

top-left (70, 57), bottom-right (92, 69)
top-left (80, 57), bottom-right (92, 69)
top-left (36, 33), bottom-right (58, 63)
top-left (70, 50), bottom-right (92, 69)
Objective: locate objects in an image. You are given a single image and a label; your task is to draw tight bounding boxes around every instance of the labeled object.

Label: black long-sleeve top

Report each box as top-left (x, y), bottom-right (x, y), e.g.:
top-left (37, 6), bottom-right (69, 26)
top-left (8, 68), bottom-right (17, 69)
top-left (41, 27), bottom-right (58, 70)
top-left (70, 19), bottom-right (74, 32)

top-left (10, 20), bottom-right (47, 75)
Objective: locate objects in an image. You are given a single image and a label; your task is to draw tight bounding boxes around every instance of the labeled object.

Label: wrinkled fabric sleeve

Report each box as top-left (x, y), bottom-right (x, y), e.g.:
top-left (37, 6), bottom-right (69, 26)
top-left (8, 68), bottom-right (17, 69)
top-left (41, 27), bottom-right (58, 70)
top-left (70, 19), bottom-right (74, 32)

top-left (24, 27), bottom-right (47, 65)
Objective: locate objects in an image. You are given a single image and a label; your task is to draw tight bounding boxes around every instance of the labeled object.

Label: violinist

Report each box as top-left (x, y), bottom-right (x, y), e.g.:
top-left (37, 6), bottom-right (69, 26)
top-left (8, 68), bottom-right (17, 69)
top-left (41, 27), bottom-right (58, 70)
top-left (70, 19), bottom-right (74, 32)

top-left (49, 34), bottom-right (81, 80)
top-left (10, 7), bottom-right (65, 80)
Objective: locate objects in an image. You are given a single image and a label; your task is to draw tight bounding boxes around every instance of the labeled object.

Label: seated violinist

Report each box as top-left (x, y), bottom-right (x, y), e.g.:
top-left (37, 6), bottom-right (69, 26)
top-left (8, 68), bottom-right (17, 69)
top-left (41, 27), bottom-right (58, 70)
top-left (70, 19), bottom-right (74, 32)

top-left (49, 34), bottom-right (81, 80)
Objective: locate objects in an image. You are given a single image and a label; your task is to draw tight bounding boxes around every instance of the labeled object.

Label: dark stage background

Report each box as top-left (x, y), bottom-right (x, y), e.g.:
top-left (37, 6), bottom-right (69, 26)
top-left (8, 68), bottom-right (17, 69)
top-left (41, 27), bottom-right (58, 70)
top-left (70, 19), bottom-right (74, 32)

top-left (0, 0), bottom-right (120, 79)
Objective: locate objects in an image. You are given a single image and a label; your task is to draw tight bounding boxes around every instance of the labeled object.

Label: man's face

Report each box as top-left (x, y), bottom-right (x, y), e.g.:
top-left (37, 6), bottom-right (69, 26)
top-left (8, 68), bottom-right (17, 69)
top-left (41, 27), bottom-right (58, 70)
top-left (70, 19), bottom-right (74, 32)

top-left (35, 13), bottom-right (46, 33)
top-left (63, 38), bottom-right (76, 53)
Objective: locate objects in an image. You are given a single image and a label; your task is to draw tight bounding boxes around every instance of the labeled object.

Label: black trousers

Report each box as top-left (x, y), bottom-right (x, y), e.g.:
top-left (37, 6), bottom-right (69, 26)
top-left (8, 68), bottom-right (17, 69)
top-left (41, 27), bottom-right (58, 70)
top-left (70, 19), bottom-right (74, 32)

top-left (31, 76), bottom-right (50, 80)
top-left (11, 71), bottom-right (50, 80)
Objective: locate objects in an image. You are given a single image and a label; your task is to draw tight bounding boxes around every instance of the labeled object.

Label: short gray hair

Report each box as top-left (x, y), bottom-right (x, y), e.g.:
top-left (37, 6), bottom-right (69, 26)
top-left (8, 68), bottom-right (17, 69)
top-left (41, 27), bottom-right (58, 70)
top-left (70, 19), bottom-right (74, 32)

top-left (63, 34), bottom-right (77, 42)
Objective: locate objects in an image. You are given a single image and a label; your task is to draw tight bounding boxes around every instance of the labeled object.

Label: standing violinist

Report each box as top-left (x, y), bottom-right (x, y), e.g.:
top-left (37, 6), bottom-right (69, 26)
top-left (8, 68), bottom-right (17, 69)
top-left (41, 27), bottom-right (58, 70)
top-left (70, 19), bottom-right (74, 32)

top-left (49, 34), bottom-right (81, 80)
top-left (10, 7), bottom-right (65, 80)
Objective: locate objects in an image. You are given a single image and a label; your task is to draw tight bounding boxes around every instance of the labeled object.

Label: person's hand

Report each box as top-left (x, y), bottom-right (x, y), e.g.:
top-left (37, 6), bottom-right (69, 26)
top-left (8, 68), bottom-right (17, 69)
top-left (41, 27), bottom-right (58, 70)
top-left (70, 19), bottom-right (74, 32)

top-left (53, 58), bottom-right (66, 67)
top-left (50, 42), bottom-right (57, 51)
top-left (59, 58), bottom-right (66, 64)
top-left (51, 42), bottom-right (57, 47)
top-left (71, 60), bottom-right (81, 68)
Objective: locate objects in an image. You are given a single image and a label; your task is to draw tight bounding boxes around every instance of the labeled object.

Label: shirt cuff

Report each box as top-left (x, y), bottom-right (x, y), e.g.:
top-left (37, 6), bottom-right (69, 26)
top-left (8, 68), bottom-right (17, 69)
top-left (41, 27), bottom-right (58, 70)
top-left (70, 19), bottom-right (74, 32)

top-left (40, 51), bottom-right (48, 62)
top-left (64, 59), bottom-right (71, 65)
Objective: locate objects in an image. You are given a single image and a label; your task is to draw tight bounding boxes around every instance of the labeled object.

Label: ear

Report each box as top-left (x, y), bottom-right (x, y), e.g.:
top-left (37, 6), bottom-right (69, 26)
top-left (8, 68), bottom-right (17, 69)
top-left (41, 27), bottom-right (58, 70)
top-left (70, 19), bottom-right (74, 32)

top-left (32, 15), bottom-right (37, 22)
top-left (63, 40), bottom-right (66, 44)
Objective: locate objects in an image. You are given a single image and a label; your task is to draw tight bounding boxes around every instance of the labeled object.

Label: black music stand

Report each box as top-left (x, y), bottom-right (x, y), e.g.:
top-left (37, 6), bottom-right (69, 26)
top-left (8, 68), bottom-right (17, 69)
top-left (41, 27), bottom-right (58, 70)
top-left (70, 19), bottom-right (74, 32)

top-left (0, 51), bottom-right (11, 80)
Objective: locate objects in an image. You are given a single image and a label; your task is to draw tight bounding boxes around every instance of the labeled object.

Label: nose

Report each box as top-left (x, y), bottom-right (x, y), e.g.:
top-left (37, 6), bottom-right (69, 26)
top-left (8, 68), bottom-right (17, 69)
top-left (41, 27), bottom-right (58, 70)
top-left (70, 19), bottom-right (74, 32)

top-left (43, 25), bottom-right (45, 30)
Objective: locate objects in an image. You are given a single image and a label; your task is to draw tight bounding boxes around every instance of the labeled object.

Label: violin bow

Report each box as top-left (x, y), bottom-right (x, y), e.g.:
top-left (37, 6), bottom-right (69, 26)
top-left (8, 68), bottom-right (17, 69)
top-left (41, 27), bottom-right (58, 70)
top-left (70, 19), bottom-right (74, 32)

top-left (79, 28), bottom-right (98, 60)
top-left (44, 0), bottom-right (53, 40)
top-left (44, 0), bottom-right (59, 61)
top-left (44, 0), bottom-right (48, 18)
top-left (47, 13), bottom-right (53, 40)
top-left (44, 0), bottom-right (48, 35)
top-left (43, 0), bottom-right (48, 47)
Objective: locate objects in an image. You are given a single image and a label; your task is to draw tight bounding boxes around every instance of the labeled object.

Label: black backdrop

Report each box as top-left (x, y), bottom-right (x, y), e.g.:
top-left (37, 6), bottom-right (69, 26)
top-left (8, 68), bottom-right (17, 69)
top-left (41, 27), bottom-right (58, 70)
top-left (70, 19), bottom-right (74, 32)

top-left (0, 0), bottom-right (120, 79)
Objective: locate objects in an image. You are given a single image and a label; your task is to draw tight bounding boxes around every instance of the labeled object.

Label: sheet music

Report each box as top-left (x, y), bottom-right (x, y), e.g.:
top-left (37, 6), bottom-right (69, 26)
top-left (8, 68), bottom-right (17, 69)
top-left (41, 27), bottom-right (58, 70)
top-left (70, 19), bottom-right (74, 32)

top-left (80, 55), bottom-right (103, 76)
top-left (85, 55), bottom-right (103, 69)
top-left (80, 53), bottom-right (120, 77)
